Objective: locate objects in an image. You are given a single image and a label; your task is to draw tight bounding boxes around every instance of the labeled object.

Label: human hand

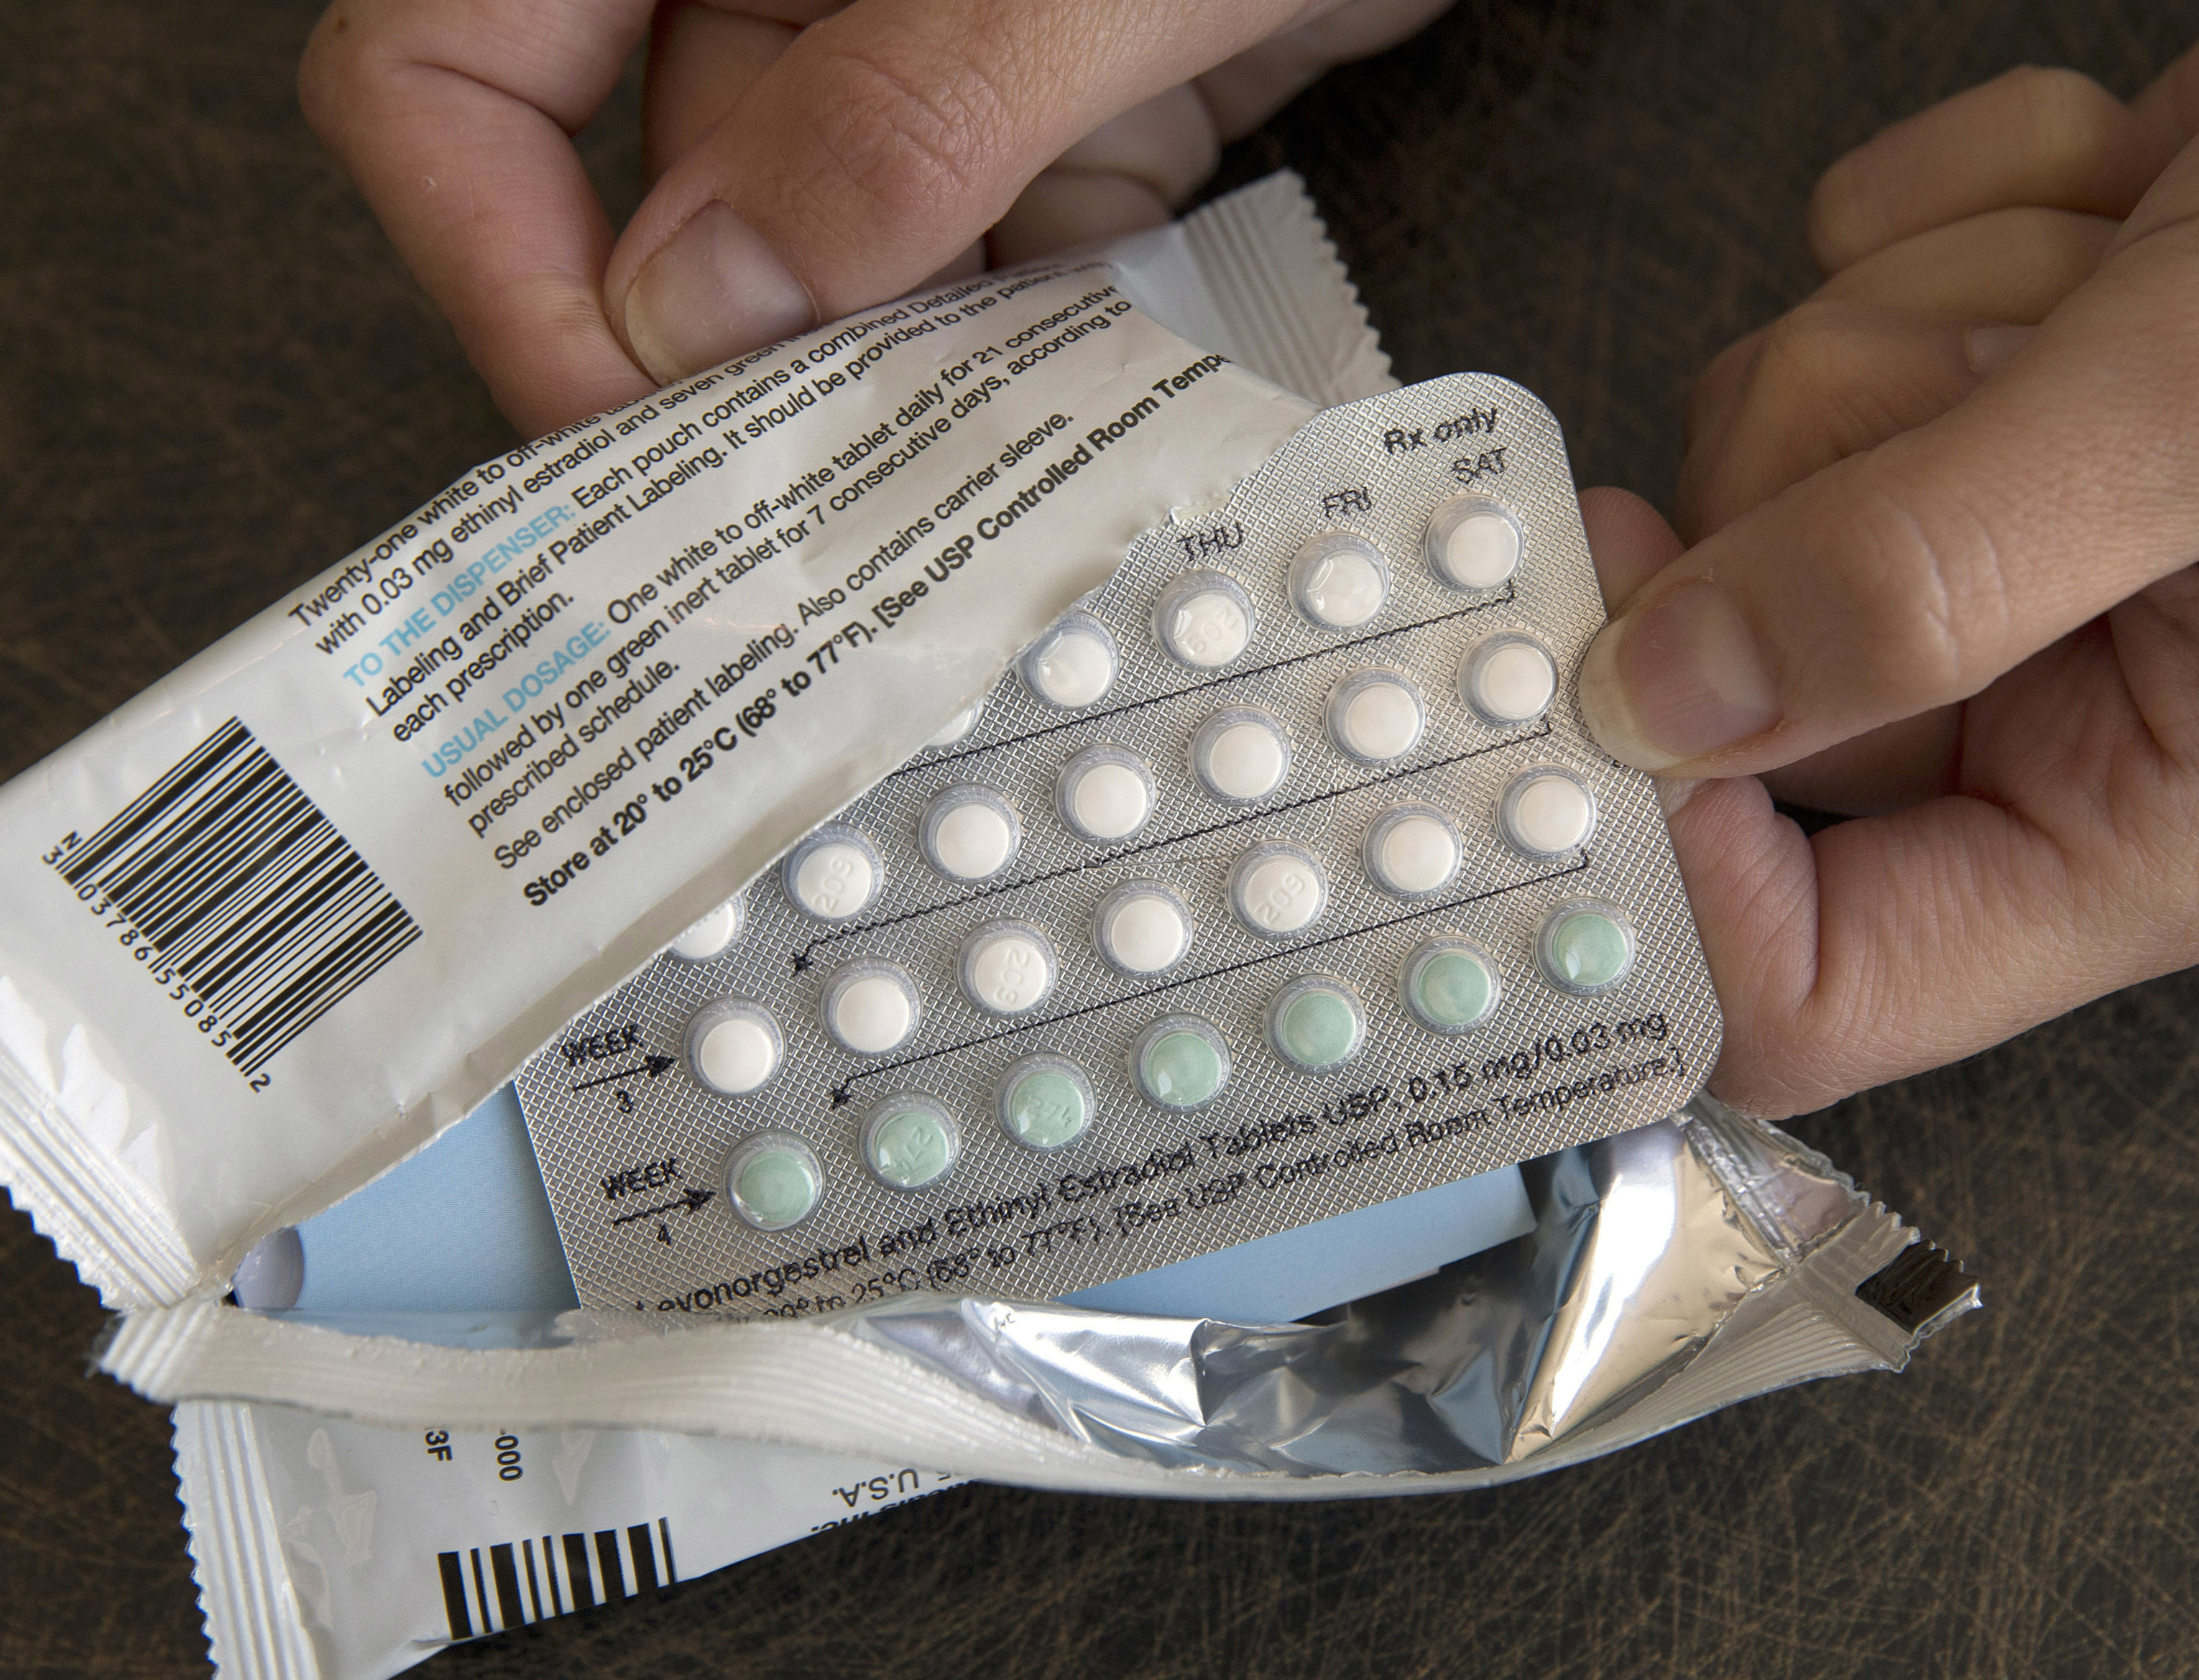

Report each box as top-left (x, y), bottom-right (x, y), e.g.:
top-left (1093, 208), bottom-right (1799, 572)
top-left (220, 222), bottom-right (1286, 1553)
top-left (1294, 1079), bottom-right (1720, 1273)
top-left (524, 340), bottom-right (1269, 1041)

top-left (299, 0), bottom-right (1450, 436)
top-left (1575, 52), bottom-right (2199, 1117)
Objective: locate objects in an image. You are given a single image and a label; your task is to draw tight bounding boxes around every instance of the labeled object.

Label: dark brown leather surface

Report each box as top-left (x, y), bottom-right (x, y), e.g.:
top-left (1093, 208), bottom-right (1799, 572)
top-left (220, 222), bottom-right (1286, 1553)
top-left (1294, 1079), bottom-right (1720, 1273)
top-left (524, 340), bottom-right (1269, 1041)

top-left (4, 3), bottom-right (2198, 1675)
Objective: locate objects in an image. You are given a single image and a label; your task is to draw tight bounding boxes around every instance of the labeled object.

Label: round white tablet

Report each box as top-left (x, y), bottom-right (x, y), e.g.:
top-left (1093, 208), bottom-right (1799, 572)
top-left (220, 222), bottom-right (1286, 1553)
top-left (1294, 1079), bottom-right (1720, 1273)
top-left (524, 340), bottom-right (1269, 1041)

top-left (1093, 882), bottom-right (1191, 975)
top-left (1363, 804), bottom-right (1461, 897)
top-left (1289, 532), bottom-right (1390, 629)
top-left (1021, 612), bottom-right (1118, 709)
top-left (1327, 669), bottom-right (1425, 763)
top-left (1228, 841), bottom-right (1329, 938)
top-left (1460, 632), bottom-right (1559, 726)
top-left (1153, 570), bottom-right (1255, 668)
top-left (959, 920), bottom-right (1059, 1016)
top-left (1500, 767), bottom-right (1598, 856)
top-left (686, 1000), bottom-right (783, 1096)
top-left (1191, 708), bottom-right (1290, 804)
top-left (920, 786), bottom-right (1020, 881)
top-left (1423, 495), bottom-right (1523, 591)
top-left (821, 960), bottom-right (920, 1056)
top-left (784, 827), bottom-right (882, 922)
top-left (1056, 745), bottom-right (1153, 842)
top-left (668, 893), bottom-right (744, 962)
top-left (924, 701), bottom-right (982, 748)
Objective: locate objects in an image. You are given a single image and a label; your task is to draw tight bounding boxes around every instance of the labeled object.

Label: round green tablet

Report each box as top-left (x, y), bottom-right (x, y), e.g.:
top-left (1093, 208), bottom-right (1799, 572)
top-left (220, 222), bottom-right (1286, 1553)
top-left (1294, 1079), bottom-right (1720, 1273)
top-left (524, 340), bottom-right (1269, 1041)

top-left (1415, 951), bottom-right (1493, 1028)
top-left (1005, 1070), bottom-right (1088, 1149)
top-left (1276, 986), bottom-right (1360, 1070)
top-left (867, 1106), bottom-right (955, 1189)
top-left (1133, 1018), bottom-right (1230, 1109)
top-left (1144, 1031), bottom-right (1221, 1105)
top-left (1400, 938), bottom-right (1501, 1035)
top-left (1538, 900), bottom-right (1636, 994)
top-left (995, 1054), bottom-right (1097, 1152)
top-left (729, 1140), bottom-right (820, 1229)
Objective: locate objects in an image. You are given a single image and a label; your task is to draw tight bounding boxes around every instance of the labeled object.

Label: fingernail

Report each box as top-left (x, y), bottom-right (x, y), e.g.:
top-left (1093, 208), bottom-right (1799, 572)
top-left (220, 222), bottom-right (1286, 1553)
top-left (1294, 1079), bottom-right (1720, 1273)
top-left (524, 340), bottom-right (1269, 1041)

top-left (1965, 323), bottom-right (2034, 377)
top-left (1656, 777), bottom-right (1703, 818)
top-left (1577, 581), bottom-right (1780, 771)
top-left (623, 201), bottom-right (816, 384)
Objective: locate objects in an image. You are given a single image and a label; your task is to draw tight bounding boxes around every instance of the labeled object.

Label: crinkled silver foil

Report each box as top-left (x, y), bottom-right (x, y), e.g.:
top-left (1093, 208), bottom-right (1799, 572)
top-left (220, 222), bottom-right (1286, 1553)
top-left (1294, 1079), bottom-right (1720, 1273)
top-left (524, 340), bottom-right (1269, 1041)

top-left (152, 1097), bottom-right (1973, 1497)
top-left (790, 1094), bottom-right (1976, 1487)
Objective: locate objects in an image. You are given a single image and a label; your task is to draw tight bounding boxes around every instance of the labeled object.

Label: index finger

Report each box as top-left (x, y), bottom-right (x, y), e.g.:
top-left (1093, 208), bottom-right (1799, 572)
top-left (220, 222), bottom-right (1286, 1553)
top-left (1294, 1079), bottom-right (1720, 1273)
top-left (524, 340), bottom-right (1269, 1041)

top-left (1576, 137), bottom-right (2199, 779)
top-left (301, 0), bottom-right (660, 435)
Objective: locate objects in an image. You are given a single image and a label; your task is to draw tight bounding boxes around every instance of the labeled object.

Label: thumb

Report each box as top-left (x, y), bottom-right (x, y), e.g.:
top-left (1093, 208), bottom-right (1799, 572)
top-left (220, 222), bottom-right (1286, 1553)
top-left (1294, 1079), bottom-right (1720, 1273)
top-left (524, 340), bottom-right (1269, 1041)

top-left (605, 0), bottom-right (1308, 382)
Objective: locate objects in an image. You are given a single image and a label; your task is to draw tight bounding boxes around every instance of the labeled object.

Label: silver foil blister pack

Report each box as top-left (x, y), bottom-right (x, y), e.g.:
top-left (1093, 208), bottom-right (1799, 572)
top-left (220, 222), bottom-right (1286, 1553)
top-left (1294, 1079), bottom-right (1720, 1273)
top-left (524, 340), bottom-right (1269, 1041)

top-left (515, 374), bottom-right (1723, 1316)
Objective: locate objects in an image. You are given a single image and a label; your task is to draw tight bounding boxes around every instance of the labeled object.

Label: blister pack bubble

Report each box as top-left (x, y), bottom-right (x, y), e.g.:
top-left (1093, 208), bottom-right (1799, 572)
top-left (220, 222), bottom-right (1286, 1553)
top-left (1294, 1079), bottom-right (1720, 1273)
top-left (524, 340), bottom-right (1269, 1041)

top-left (514, 376), bottom-right (1723, 1317)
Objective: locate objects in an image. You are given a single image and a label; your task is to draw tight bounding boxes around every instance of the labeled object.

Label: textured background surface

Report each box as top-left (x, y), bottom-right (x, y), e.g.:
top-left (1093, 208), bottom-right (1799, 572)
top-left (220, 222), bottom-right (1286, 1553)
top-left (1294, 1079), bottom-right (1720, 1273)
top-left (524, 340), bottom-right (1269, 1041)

top-left (4, 2), bottom-right (2198, 1676)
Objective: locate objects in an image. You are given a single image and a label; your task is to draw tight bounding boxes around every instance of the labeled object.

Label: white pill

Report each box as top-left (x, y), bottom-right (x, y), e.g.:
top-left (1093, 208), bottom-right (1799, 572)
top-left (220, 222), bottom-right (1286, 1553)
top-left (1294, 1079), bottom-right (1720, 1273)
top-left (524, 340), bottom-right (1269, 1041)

top-left (1424, 497), bottom-right (1523, 591)
top-left (1501, 768), bottom-right (1598, 856)
top-left (1076, 765), bottom-right (1145, 836)
top-left (1365, 806), bottom-right (1460, 897)
top-left (823, 963), bottom-right (920, 1056)
top-left (1192, 709), bottom-right (1289, 803)
top-left (687, 1000), bottom-right (782, 1096)
top-left (1057, 746), bottom-right (1153, 842)
top-left (921, 787), bottom-right (1019, 881)
top-left (1462, 634), bottom-right (1559, 726)
top-left (1023, 614), bottom-right (1118, 709)
top-left (1094, 883), bottom-right (1191, 975)
top-left (668, 894), bottom-right (743, 961)
top-left (924, 701), bottom-right (982, 748)
top-left (959, 920), bottom-right (1059, 1015)
top-left (1290, 533), bottom-right (1389, 629)
top-left (786, 829), bottom-right (882, 922)
top-left (1229, 842), bottom-right (1328, 937)
top-left (1328, 670), bottom-right (1424, 762)
top-left (1153, 571), bottom-right (1255, 669)
top-left (699, 1017), bottom-right (777, 1091)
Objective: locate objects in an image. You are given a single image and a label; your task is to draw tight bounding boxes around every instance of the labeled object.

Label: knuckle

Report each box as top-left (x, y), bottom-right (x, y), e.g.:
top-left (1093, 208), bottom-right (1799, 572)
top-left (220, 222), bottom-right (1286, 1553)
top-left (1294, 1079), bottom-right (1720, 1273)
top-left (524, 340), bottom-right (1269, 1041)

top-left (1835, 477), bottom-right (2001, 703)
top-left (297, 10), bottom-right (361, 133)
top-left (1746, 302), bottom-right (1905, 455)
top-left (1806, 156), bottom-right (1873, 267)
top-left (1996, 63), bottom-right (2124, 165)
top-left (803, 40), bottom-right (1018, 226)
top-left (1685, 329), bottom-right (1761, 446)
top-left (297, 1), bottom-right (405, 142)
top-left (1753, 299), bottom-right (1866, 391)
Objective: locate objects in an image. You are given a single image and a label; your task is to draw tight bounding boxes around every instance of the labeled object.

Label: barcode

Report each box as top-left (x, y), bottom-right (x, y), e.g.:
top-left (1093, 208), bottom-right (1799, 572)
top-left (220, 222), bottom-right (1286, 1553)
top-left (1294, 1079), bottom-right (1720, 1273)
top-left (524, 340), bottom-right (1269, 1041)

top-left (438, 1518), bottom-right (677, 1640)
top-left (55, 718), bottom-right (421, 1076)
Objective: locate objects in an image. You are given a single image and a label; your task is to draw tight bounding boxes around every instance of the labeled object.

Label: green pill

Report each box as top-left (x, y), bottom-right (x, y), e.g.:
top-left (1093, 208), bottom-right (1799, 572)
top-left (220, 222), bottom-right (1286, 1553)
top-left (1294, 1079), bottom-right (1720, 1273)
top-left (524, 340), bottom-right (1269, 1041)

top-left (1537, 900), bottom-right (1636, 994)
top-left (1417, 953), bottom-right (1491, 1026)
top-left (726, 1133), bottom-right (822, 1231)
top-left (1005, 1071), bottom-right (1089, 1149)
top-left (861, 1095), bottom-right (959, 1191)
top-left (1268, 977), bottom-right (1364, 1071)
top-left (1132, 1017), bottom-right (1230, 1109)
top-left (1401, 938), bottom-right (1500, 1034)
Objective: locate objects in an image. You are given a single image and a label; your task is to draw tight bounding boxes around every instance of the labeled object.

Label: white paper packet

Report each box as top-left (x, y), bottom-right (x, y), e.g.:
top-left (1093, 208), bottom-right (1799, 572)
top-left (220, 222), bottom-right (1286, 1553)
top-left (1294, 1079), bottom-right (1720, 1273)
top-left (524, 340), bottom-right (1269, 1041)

top-left (0, 172), bottom-right (1389, 1311)
top-left (173, 1400), bottom-right (962, 1680)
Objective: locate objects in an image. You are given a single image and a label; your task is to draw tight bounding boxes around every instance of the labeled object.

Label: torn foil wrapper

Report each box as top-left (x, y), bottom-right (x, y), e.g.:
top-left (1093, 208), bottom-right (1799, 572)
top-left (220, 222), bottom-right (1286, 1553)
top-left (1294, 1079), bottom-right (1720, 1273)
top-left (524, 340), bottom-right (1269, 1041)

top-left (149, 1093), bottom-right (1977, 1680)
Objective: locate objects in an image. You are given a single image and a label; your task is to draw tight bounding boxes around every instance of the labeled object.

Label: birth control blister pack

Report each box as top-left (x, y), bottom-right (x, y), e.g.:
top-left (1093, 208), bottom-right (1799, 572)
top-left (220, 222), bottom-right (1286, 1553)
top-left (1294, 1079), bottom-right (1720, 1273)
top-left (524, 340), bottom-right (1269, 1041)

top-left (514, 374), bottom-right (1723, 1317)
